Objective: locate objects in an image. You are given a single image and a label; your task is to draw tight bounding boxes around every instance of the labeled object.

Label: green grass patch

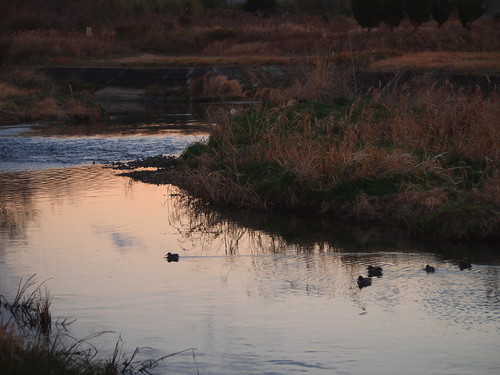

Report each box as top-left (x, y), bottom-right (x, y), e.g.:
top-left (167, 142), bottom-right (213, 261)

top-left (416, 203), bottom-right (498, 239)
top-left (234, 160), bottom-right (297, 201)
top-left (181, 142), bottom-right (214, 168)
top-left (443, 153), bottom-right (492, 189)
top-left (295, 96), bottom-right (353, 119)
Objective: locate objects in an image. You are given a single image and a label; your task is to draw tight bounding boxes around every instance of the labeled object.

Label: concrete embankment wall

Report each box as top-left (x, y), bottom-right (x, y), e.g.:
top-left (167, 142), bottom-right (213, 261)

top-left (39, 66), bottom-right (500, 101)
top-left (38, 66), bottom-right (288, 101)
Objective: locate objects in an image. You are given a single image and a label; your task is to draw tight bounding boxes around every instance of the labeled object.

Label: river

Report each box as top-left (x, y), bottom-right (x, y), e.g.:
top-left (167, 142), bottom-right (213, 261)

top-left (0, 102), bottom-right (499, 375)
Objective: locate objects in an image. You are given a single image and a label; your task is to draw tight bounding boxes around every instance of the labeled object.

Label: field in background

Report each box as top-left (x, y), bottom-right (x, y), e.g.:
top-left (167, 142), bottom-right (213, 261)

top-left (1, 1), bottom-right (499, 74)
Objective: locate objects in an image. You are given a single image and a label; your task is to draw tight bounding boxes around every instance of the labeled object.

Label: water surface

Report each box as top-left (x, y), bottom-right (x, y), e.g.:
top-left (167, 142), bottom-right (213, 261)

top-left (0, 109), bottom-right (499, 375)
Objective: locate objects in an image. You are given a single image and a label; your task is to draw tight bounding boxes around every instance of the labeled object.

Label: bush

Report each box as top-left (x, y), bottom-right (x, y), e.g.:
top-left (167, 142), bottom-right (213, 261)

top-left (382, 0), bottom-right (406, 31)
top-left (243, 0), bottom-right (277, 15)
top-left (406, 0), bottom-right (433, 29)
top-left (456, 0), bottom-right (487, 29)
top-left (432, 0), bottom-right (456, 27)
top-left (352, 0), bottom-right (383, 30)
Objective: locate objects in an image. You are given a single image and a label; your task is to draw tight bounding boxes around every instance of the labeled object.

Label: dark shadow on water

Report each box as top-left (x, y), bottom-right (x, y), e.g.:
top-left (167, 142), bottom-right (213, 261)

top-left (168, 193), bottom-right (499, 265)
top-left (23, 101), bottom-right (213, 138)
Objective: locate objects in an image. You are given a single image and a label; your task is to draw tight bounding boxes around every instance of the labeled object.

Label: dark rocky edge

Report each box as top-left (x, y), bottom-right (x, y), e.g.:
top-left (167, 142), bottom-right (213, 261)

top-left (111, 155), bottom-right (183, 185)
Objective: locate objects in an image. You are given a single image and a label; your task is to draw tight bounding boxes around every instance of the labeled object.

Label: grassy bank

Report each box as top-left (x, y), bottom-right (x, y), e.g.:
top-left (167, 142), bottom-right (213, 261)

top-left (0, 68), bottom-right (104, 125)
top-left (176, 66), bottom-right (499, 241)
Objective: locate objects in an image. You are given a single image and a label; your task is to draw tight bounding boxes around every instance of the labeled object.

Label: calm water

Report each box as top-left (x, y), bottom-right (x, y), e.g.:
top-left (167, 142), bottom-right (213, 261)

top-left (0, 107), bottom-right (499, 375)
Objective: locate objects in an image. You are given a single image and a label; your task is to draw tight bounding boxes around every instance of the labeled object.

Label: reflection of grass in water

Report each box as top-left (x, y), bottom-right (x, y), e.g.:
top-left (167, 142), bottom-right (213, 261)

top-left (169, 191), bottom-right (407, 252)
top-left (168, 192), bottom-right (498, 264)
top-left (0, 275), bottom-right (198, 375)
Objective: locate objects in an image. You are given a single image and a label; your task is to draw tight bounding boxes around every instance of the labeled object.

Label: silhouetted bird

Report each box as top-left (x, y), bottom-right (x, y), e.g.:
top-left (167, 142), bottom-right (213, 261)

top-left (458, 259), bottom-right (471, 270)
top-left (367, 265), bottom-right (383, 277)
top-left (357, 276), bottom-right (372, 288)
top-left (165, 252), bottom-right (179, 262)
top-left (424, 265), bottom-right (435, 273)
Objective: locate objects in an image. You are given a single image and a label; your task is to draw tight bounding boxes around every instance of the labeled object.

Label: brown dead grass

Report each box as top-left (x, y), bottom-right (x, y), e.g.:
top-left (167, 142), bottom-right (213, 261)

top-left (2, 9), bottom-right (499, 69)
top-left (103, 54), bottom-right (299, 67)
top-left (203, 41), bottom-right (277, 56)
top-left (0, 69), bottom-right (104, 125)
top-left (189, 73), bottom-right (243, 101)
top-left (180, 67), bottom-right (500, 239)
top-left (369, 51), bottom-right (500, 74)
top-left (0, 324), bottom-right (23, 362)
top-left (2, 30), bottom-right (129, 65)
top-left (0, 83), bottom-right (27, 99)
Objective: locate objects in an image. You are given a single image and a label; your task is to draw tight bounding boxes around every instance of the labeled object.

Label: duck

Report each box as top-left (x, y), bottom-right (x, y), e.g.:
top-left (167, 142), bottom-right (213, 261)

top-left (367, 265), bottom-right (383, 277)
top-left (424, 265), bottom-right (435, 273)
top-left (458, 258), bottom-right (471, 270)
top-left (357, 276), bottom-right (372, 288)
top-left (165, 252), bottom-right (179, 262)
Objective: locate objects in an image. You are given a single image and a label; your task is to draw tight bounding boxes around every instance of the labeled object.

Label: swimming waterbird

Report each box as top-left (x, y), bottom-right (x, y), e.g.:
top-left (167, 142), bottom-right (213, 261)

top-left (357, 276), bottom-right (372, 288)
top-left (457, 259), bottom-right (471, 270)
top-left (424, 265), bottom-right (435, 273)
top-left (165, 252), bottom-right (179, 262)
top-left (367, 265), bottom-right (383, 277)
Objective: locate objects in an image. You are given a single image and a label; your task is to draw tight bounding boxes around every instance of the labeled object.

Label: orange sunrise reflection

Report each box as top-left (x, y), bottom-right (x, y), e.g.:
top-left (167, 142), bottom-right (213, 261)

top-left (1, 165), bottom-right (499, 375)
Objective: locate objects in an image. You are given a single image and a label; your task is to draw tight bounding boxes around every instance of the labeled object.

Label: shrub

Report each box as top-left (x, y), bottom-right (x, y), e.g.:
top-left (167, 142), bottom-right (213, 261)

top-left (243, 0), bottom-right (277, 15)
top-left (206, 27), bottom-right (237, 41)
top-left (382, 0), bottom-right (406, 31)
top-left (456, 0), bottom-right (487, 29)
top-left (352, 0), bottom-right (383, 29)
top-left (432, 0), bottom-right (456, 27)
top-left (406, 0), bottom-right (433, 29)
top-left (188, 73), bottom-right (243, 101)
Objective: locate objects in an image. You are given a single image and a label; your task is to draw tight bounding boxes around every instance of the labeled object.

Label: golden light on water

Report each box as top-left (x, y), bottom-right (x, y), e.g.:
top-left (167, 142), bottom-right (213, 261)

top-left (1, 165), bottom-right (499, 374)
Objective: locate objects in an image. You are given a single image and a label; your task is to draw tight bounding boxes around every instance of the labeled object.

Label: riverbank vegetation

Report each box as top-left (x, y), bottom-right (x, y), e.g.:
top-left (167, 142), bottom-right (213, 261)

top-left (177, 65), bottom-right (499, 240)
top-left (0, 275), bottom-right (189, 375)
top-left (0, 68), bottom-right (104, 125)
top-left (1, 1), bottom-right (499, 68)
top-left (1, 1), bottom-right (499, 125)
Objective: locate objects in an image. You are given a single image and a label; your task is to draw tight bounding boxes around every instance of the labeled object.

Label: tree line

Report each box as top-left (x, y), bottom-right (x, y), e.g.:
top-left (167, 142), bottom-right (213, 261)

top-left (351, 0), bottom-right (488, 30)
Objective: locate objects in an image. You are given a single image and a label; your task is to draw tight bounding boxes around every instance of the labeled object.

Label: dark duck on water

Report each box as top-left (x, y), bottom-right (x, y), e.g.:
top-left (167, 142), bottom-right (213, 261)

top-left (458, 258), bottom-right (472, 270)
top-left (424, 265), bottom-right (435, 273)
top-left (367, 265), bottom-right (383, 277)
top-left (357, 276), bottom-right (372, 288)
top-left (165, 252), bottom-right (179, 262)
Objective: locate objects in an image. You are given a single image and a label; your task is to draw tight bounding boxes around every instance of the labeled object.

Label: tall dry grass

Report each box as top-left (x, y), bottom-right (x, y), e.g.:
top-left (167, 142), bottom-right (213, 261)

top-left (0, 68), bottom-right (104, 125)
top-left (1, 7), bottom-right (499, 65)
top-left (0, 274), bottom-right (197, 375)
top-left (179, 64), bottom-right (499, 239)
top-left (1, 31), bottom-right (129, 65)
top-left (189, 73), bottom-right (243, 101)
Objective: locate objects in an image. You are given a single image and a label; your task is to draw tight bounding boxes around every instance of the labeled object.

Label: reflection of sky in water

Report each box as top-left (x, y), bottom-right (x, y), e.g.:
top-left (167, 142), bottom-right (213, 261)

top-left (0, 166), bottom-right (499, 375)
top-left (0, 124), bottom-right (203, 172)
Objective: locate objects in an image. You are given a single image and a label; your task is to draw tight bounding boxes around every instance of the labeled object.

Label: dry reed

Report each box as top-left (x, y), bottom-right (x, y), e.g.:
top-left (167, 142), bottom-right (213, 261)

top-left (2, 8), bottom-right (499, 65)
top-left (0, 274), bottom-right (198, 374)
top-left (179, 67), bottom-right (499, 239)
top-left (189, 73), bottom-right (243, 101)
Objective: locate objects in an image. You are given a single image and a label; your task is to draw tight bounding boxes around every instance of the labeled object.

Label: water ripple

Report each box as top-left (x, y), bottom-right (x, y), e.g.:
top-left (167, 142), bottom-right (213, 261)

top-left (0, 133), bottom-right (200, 172)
